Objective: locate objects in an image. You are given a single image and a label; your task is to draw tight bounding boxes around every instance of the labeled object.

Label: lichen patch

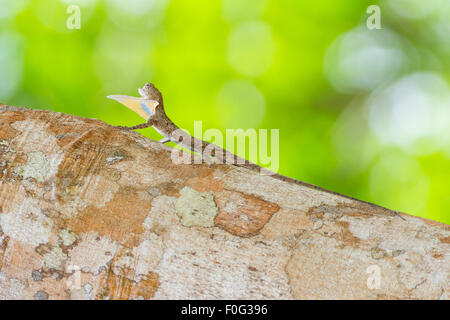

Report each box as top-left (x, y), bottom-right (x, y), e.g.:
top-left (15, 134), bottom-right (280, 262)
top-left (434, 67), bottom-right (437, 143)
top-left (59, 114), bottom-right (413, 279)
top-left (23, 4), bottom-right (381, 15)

top-left (105, 149), bottom-right (130, 165)
top-left (174, 187), bottom-right (218, 227)
top-left (14, 151), bottom-right (51, 183)
top-left (59, 229), bottom-right (77, 247)
top-left (0, 140), bottom-right (9, 151)
top-left (43, 246), bottom-right (67, 271)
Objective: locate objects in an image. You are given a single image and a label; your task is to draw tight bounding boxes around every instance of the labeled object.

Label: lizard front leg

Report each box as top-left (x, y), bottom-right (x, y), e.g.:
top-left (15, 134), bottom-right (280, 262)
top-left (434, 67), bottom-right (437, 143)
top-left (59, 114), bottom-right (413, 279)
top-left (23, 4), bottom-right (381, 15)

top-left (115, 116), bottom-right (155, 130)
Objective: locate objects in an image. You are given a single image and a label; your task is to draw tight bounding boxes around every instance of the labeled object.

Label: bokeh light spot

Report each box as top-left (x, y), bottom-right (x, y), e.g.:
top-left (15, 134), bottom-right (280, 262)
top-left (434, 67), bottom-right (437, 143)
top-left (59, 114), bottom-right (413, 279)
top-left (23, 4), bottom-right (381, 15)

top-left (227, 21), bottom-right (275, 77)
top-left (0, 0), bottom-right (29, 20)
top-left (108, 0), bottom-right (163, 16)
top-left (215, 80), bottom-right (265, 129)
top-left (324, 27), bottom-right (406, 94)
top-left (366, 72), bottom-right (450, 155)
top-left (222, 0), bottom-right (268, 24)
top-left (384, 0), bottom-right (443, 19)
top-left (106, 0), bottom-right (169, 30)
top-left (59, 0), bottom-right (97, 6)
top-left (332, 105), bottom-right (378, 176)
top-left (0, 34), bottom-right (24, 101)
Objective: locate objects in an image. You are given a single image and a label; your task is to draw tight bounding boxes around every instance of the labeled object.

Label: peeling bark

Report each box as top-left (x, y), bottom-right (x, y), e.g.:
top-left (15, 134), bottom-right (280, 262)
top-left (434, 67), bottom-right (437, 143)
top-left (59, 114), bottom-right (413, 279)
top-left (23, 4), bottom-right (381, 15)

top-left (0, 105), bottom-right (448, 300)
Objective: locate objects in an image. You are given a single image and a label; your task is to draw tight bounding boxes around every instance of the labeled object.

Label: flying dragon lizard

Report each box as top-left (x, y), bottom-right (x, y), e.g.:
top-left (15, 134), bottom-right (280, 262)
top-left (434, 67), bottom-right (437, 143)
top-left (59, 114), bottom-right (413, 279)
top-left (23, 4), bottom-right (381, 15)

top-left (107, 82), bottom-right (405, 219)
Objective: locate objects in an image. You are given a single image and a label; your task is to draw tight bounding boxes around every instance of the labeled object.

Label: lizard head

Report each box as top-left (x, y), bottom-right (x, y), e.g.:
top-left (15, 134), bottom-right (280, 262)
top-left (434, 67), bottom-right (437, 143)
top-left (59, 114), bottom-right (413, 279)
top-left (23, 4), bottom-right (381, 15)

top-left (139, 83), bottom-right (161, 100)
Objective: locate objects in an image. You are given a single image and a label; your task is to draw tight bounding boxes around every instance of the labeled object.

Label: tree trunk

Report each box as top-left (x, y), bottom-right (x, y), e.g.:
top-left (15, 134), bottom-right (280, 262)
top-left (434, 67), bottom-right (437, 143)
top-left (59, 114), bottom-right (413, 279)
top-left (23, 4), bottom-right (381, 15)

top-left (0, 105), bottom-right (448, 300)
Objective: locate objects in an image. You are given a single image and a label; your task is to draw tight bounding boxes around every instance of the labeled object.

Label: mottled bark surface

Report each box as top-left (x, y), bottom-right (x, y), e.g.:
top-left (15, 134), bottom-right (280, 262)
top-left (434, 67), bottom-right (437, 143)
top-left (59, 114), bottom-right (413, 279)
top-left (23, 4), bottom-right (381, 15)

top-left (0, 105), bottom-right (448, 300)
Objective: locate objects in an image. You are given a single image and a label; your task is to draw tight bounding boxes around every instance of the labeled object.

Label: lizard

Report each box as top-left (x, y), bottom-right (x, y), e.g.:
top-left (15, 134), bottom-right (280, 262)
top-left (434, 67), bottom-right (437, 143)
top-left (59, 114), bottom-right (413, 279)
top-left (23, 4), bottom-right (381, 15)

top-left (107, 82), bottom-right (405, 219)
top-left (107, 83), bottom-right (255, 169)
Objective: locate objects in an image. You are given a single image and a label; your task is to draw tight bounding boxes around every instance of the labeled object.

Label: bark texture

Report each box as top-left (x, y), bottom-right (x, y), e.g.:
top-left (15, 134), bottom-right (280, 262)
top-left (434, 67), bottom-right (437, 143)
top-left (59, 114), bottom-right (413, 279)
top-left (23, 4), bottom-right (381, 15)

top-left (0, 105), bottom-right (448, 300)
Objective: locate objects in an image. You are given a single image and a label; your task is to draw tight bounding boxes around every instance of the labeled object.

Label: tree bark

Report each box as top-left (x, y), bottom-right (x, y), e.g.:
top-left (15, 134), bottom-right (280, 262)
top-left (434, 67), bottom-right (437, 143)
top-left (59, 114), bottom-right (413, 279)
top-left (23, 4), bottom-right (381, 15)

top-left (0, 105), bottom-right (448, 300)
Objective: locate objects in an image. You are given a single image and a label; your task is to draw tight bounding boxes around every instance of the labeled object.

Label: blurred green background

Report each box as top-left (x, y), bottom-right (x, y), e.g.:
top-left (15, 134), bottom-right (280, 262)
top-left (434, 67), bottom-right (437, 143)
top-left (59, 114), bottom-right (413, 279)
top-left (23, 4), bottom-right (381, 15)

top-left (0, 0), bottom-right (449, 224)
